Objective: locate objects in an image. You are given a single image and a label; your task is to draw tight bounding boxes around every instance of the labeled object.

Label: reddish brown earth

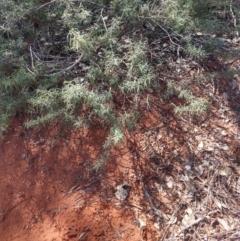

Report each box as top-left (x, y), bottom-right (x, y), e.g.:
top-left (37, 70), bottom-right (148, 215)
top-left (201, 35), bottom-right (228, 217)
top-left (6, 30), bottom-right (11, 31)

top-left (0, 117), bottom-right (158, 241)
top-left (1, 64), bottom-right (240, 240)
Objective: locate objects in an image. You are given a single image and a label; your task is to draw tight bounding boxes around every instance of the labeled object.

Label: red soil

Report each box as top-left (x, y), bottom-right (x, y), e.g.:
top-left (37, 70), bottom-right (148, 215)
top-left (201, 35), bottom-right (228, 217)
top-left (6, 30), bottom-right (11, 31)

top-left (0, 117), bottom-right (155, 241)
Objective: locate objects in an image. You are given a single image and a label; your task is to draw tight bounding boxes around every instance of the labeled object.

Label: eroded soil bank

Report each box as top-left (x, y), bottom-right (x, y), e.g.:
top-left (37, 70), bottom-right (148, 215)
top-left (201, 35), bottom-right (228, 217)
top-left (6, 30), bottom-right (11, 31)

top-left (1, 87), bottom-right (240, 241)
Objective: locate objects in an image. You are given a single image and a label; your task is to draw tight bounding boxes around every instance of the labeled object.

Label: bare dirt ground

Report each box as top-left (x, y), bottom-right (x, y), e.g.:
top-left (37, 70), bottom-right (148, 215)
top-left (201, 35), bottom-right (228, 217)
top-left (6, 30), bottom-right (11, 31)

top-left (1, 64), bottom-right (240, 241)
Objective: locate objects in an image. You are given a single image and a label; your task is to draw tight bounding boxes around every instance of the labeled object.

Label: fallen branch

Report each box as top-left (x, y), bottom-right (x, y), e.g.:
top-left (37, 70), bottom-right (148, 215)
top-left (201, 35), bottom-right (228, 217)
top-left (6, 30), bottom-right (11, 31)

top-left (101, 8), bottom-right (108, 33)
top-left (136, 170), bottom-right (163, 220)
top-left (147, 19), bottom-right (183, 56)
top-left (43, 53), bottom-right (83, 76)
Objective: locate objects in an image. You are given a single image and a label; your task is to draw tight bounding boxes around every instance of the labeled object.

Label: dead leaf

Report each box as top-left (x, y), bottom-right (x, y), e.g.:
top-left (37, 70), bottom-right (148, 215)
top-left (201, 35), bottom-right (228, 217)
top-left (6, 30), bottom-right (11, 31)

top-left (166, 179), bottom-right (173, 188)
top-left (197, 141), bottom-right (204, 151)
top-left (167, 217), bottom-right (177, 225)
top-left (219, 167), bottom-right (232, 177)
top-left (221, 130), bottom-right (227, 136)
top-left (182, 207), bottom-right (195, 226)
top-left (115, 184), bottom-right (130, 201)
top-left (202, 160), bottom-right (210, 166)
top-left (217, 218), bottom-right (230, 231)
top-left (213, 198), bottom-right (227, 210)
top-left (138, 218), bottom-right (146, 229)
top-left (154, 222), bottom-right (160, 230)
top-left (219, 144), bottom-right (229, 151)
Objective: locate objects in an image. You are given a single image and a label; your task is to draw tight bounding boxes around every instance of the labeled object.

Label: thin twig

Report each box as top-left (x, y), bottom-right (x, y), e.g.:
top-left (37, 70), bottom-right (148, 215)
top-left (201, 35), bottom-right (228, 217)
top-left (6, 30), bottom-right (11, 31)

top-left (43, 53), bottom-right (83, 76)
top-left (29, 46), bottom-right (35, 69)
top-left (230, 0), bottom-right (239, 38)
top-left (159, 73), bottom-right (180, 80)
top-left (101, 8), bottom-right (108, 33)
top-left (35, 0), bottom-right (58, 11)
top-left (160, 203), bottom-right (183, 241)
top-left (32, 52), bottom-right (67, 60)
top-left (136, 170), bottom-right (163, 220)
top-left (174, 210), bottom-right (219, 237)
top-left (148, 19), bottom-right (183, 56)
top-left (212, 76), bottom-right (217, 95)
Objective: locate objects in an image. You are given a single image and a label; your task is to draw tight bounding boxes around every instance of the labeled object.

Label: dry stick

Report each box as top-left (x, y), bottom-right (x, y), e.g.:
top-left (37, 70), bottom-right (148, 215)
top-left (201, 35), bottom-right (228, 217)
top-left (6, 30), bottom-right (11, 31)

top-left (150, 0), bottom-right (158, 11)
top-left (230, 0), bottom-right (239, 39)
top-left (32, 51), bottom-right (41, 62)
top-left (174, 210), bottom-right (219, 238)
top-left (101, 8), bottom-right (108, 33)
top-left (25, 65), bottom-right (35, 75)
top-left (32, 52), bottom-right (67, 60)
top-left (59, 54), bottom-right (83, 73)
top-left (136, 170), bottom-right (163, 220)
top-left (29, 46), bottom-right (35, 69)
top-left (212, 76), bottom-right (217, 96)
top-left (101, 8), bottom-right (115, 52)
top-left (160, 204), bottom-right (183, 241)
top-left (147, 19), bottom-right (182, 57)
top-left (159, 73), bottom-right (180, 81)
top-left (43, 53), bottom-right (83, 76)
top-left (229, 231), bottom-right (240, 240)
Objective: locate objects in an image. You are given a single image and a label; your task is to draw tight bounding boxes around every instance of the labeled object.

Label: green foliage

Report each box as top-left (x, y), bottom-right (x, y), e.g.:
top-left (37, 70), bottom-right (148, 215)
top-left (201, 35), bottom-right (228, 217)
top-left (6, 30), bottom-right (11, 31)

top-left (92, 151), bottom-right (110, 172)
top-left (0, 0), bottom-right (238, 152)
top-left (163, 80), bottom-right (209, 116)
top-left (103, 125), bottom-right (124, 149)
top-left (174, 87), bottom-right (209, 116)
top-left (185, 42), bottom-right (206, 60)
top-left (161, 0), bottom-right (234, 34)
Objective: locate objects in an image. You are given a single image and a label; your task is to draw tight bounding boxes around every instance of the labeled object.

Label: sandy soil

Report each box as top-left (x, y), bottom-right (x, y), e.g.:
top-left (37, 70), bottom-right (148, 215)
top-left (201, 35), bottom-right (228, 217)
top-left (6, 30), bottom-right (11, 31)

top-left (0, 118), bottom-right (149, 241)
top-left (1, 70), bottom-right (240, 241)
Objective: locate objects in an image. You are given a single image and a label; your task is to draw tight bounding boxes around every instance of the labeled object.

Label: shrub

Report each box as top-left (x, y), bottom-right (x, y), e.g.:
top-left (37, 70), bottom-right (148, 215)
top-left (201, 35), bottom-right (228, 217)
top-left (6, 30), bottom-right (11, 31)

top-left (0, 0), bottom-right (238, 148)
